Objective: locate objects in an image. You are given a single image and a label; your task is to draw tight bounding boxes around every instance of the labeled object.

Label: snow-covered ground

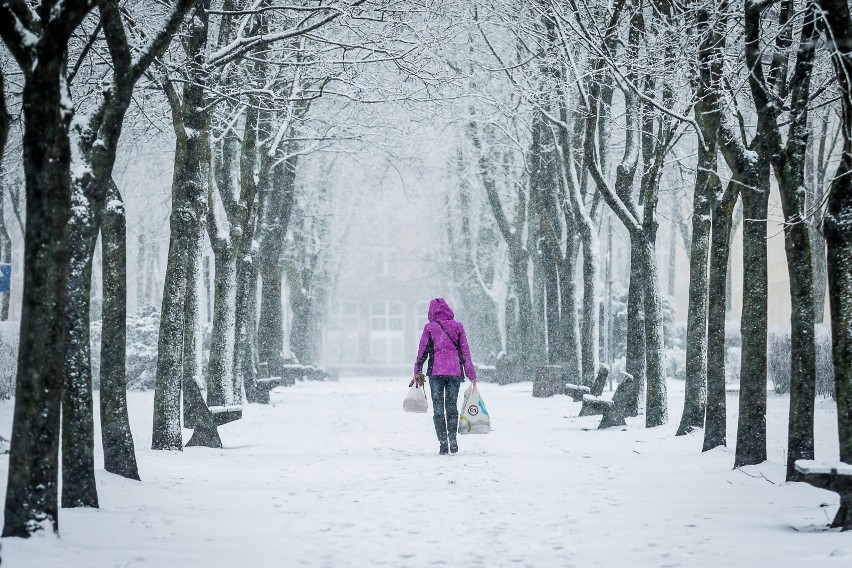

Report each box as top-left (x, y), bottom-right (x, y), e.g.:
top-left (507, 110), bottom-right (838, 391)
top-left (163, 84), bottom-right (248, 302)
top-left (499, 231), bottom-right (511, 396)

top-left (0, 377), bottom-right (849, 567)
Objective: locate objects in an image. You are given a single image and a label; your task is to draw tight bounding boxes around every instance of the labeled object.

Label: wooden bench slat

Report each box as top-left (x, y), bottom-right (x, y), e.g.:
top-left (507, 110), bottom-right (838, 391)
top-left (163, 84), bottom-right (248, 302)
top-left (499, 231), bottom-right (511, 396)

top-left (208, 405), bottom-right (242, 415)
top-left (582, 394), bottom-right (613, 406)
top-left (795, 460), bottom-right (852, 476)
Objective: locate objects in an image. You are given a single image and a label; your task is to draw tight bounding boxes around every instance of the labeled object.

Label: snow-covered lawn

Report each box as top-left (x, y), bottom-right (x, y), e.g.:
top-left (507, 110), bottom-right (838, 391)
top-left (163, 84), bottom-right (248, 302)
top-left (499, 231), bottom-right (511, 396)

top-left (0, 377), bottom-right (849, 567)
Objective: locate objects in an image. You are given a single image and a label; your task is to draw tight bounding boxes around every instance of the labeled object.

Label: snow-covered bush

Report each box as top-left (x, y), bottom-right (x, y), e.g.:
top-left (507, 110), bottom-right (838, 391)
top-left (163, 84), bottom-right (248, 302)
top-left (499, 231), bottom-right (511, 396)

top-left (725, 346), bottom-right (741, 384)
top-left (662, 295), bottom-right (677, 349)
top-left (815, 324), bottom-right (835, 398)
top-left (608, 289), bottom-right (678, 366)
top-left (768, 327), bottom-right (791, 394)
top-left (90, 307), bottom-right (161, 391)
top-left (0, 342), bottom-right (15, 400)
top-left (724, 320), bottom-right (741, 384)
top-left (665, 321), bottom-right (686, 381)
top-left (608, 287), bottom-right (628, 361)
top-left (0, 321), bottom-right (18, 399)
top-left (767, 324), bottom-right (835, 397)
top-left (126, 308), bottom-right (162, 389)
top-left (666, 345), bottom-right (686, 381)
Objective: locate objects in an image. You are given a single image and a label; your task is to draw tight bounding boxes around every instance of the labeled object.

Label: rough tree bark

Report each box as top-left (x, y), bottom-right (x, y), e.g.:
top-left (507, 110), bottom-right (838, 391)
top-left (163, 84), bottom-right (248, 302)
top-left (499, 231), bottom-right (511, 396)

top-left (711, 1), bottom-right (773, 468)
top-left (232, 104), bottom-right (267, 402)
top-left (206, 133), bottom-right (239, 408)
top-left (678, 159), bottom-right (711, 434)
top-left (681, 0), bottom-right (724, 438)
top-left (639, 76), bottom-right (672, 428)
top-left (59, 0), bottom-right (196, 504)
top-left (705, 182), bottom-right (737, 451)
top-left (469, 120), bottom-right (540, 375)
top-left (0, 67), bottom-right (10, 321)
top-left (691, 0), bottom-right (727, 450)
top-left (99, 181), bottom-right (139, 479)
top-left (819, 0), bottom-right (852, 465)
top-left (0, 0), bottom-right (94, 537)
top-left (767, 0), bottom-right (819, 481)
top-left (258, 153), bottom-right (299, 370)
top-left (153, 2), bottom-right (212, 449)
top-left (624, 244), bottom-right (646, 416)
top-left (807, 111), bottom-right (834, 323)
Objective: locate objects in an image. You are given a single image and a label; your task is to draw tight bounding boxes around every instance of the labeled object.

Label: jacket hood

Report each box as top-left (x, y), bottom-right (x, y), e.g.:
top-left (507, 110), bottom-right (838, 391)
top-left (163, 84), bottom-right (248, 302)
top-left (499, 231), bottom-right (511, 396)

top-left (428, 298), bottom-right (454, 322)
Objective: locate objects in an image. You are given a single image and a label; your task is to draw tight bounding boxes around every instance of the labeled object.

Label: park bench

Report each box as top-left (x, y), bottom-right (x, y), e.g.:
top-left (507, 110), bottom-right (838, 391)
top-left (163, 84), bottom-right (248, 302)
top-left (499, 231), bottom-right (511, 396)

top-left (564, 382), bottom-right (591, 402)
top-left (579, 371), bottom-right (635, 429)
top-left (795, 460), bottom-right (852, 531)
top-left (183, 378), bottom-right (242, 448)
top-left (577, 365), bottom-right (610, 416)
top-left (565, 364), bottom-right (610, 403)
top-left (252, 360), bottom-right (329, 403)
top-left (208, 404), bottom-right (243, 426)
top-left (475, 364), bottom-right (496, 383)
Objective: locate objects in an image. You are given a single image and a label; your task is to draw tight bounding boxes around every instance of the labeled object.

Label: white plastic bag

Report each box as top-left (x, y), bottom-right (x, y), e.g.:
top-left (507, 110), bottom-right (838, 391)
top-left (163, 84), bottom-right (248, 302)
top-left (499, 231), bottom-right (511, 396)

top-left (403, 385), bottom-right (429, 413)
top-left (458, 384), bottom-right (490, 434)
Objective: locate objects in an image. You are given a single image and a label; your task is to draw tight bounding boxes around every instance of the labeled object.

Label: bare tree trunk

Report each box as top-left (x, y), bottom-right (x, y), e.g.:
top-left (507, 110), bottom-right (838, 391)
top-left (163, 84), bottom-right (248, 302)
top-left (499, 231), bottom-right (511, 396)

top-left (725, 206), bottom-right (742, 314)
top-left (0, 67), bottom-right (10, 321)
top-left (704, 183), bottom-right (737, 451)
top-left (641, 185), bottom-right (667, 427)
top-left (0, 185), bottom-right (11, 320)
top-left (152, 0), bottom-right (213, 447)
top-left (206, 133), bottom-right (238, 408)
top-left (135, 232), bottom-right (149, 312)
top-left (678, 155), bottom-right (712, 435)
top-left (153, 14), bottom-right (210, 448)
top-left (233, 108), bottom-right (264, 402)
top-left (819, 0), bottom-right (852, 464)
top-left (258, 156), bottom-right (298, 369)
top-left (731, 0), bottom-right (788, 468)
top-left (735, 166), bottom-right (770, 467)
top-left (624, 241), bottom-right (646, 416)
top-left (666, 219), bottom-right (677, 299)
top-left (470, 120), bottom-right (539, 374)
top-left (288, 273), bottom-right (313, 365)
top-left (61, 172), bottom-right (100, 509)
top-left (561, 240), bottom-right (582, 381)
top-left (809, 111), bottom-right (834, 323)
top-left (206, 238), bottom-right (237, 407)
top-left (206, 133), bottom-right (239, 408)
top-left (152, 187), bottom-right (192, 450)
top-left (99, 181), bottom-right (139, 480)
top-left (181, 230), bottom-right (204, 427)
top-left (774, 4), bottom-right (819, 481)
top-left (543, 256), bottom-right (561, 363)
top-left (1, 47), bottom-right (76, 538)
top-left (579, 226), bottom-right (600, 387)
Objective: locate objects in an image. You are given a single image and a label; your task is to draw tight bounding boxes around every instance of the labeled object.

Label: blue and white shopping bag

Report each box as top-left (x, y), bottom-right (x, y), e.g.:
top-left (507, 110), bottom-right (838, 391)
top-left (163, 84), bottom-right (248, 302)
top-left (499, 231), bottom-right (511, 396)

top-left (458, 384), bottom-right (490, 434)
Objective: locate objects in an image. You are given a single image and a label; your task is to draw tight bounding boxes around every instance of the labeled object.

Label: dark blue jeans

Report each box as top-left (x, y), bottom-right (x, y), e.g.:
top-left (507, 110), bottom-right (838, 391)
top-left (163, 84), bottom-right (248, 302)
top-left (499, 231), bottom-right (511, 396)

top-left (429, 375), bottom-right (461, 443)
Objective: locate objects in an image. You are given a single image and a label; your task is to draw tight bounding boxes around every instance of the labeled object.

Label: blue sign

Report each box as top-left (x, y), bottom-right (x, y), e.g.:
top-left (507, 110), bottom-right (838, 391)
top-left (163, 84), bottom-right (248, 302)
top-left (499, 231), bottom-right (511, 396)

top-left (0, 263), bottom-right (10, 293)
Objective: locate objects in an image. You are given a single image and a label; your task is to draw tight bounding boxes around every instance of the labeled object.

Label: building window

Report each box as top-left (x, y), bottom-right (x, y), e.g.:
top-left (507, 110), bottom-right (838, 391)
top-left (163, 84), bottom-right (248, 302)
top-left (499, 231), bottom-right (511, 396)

top-left (371, 302), bottom-right (402, 331)
top-left (416, 302), bottom-right (429, 331)
top-left (330, 302), bottom-right (359, 330)
top-left (325, 301), bottom-right (360, 364)
top-left (369, 301), bottom-right (405, 365)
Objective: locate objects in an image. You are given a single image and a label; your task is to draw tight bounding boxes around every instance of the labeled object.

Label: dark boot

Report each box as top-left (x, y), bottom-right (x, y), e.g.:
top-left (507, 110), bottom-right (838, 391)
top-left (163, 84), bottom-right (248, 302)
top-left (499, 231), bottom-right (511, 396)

top-left (433, 414), bottom-right (449, 454)
top-left (447, 412), bottom-right (459, 454)
top-left (447, 409), bottom-right (459, 454)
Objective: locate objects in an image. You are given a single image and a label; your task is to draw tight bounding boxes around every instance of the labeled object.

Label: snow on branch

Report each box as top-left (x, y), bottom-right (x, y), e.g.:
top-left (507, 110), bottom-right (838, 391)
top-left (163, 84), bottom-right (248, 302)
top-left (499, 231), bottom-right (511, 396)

top-left (207, 0), bottom-right (367, 68)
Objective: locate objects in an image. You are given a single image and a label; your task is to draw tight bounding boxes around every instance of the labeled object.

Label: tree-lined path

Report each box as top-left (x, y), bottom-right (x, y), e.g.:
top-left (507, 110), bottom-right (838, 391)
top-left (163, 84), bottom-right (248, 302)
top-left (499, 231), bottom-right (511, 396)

top-left (1, 377), bottom-right (848, 567)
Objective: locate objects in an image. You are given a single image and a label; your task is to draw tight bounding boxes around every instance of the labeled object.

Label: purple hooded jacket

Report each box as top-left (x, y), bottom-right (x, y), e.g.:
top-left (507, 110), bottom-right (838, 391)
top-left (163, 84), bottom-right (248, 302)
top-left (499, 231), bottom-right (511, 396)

top-left (413, 298), bottom-right (477, 381)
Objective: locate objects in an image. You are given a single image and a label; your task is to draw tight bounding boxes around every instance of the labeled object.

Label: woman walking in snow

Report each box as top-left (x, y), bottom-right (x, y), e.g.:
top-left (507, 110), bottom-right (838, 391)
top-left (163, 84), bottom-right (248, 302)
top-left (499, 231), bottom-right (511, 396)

top-left (411, 298), bottom-right (477, 455)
